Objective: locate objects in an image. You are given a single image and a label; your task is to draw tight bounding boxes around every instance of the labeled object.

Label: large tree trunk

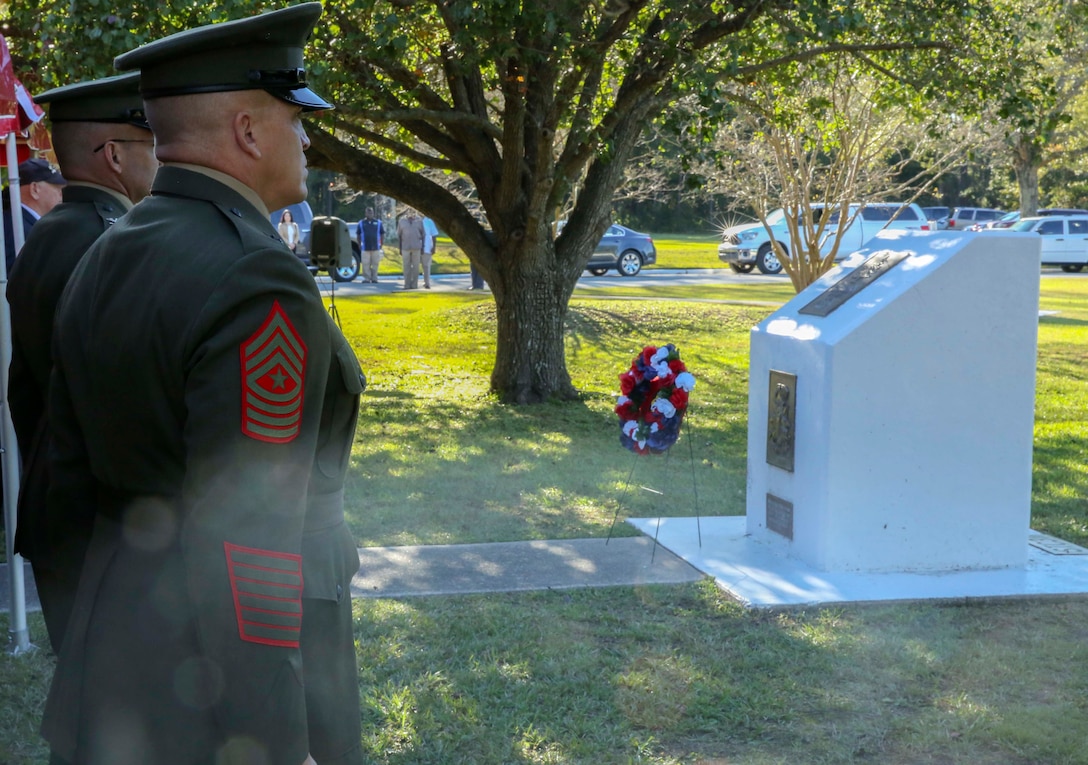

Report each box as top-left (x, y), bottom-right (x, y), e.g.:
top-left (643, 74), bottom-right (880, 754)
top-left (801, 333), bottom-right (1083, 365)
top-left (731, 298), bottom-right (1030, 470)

top-left (1012, 136), bottom-right (1042, 216)
top-left (489, 266), bottom-right (577, 403)
top-left (1015, 162), bottom-right (1041, 217)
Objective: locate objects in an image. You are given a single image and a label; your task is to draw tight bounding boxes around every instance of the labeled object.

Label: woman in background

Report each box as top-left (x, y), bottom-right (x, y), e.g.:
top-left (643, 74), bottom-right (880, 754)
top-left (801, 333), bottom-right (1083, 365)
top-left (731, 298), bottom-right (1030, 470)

top-left (278, 209), bottom-right (301, 252)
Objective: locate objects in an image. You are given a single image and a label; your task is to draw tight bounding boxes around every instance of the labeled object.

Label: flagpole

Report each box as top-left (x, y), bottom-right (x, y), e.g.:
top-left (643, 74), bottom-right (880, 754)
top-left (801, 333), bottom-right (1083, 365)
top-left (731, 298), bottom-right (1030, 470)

top-left (2, 131), bottom-right (29, 653)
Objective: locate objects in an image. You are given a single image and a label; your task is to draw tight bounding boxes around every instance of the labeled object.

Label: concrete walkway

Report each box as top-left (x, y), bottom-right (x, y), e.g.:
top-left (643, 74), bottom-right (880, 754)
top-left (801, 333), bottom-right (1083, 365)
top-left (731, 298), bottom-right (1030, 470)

top-left (1, 535), bottom-right (705, 615)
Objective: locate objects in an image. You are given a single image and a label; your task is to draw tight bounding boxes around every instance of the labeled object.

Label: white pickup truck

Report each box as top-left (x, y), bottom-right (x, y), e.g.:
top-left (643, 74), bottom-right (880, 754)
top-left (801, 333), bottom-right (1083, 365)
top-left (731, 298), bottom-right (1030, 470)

top-left (717, 202), bottom-right (931, 275)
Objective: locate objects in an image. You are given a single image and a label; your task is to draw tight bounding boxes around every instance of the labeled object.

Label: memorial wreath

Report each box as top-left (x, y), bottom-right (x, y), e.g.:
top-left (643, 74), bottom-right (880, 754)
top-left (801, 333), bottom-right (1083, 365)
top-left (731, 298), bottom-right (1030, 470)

top-left (615, 343), bottom-right (695, 454)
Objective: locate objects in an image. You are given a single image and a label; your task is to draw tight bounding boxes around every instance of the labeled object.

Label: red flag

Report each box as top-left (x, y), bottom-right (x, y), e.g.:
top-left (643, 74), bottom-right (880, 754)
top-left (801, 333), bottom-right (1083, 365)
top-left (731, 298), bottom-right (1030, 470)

top-left (0, 35), bottom-right (51, 165)
top-left (0, 34), bottom-right (17, 135)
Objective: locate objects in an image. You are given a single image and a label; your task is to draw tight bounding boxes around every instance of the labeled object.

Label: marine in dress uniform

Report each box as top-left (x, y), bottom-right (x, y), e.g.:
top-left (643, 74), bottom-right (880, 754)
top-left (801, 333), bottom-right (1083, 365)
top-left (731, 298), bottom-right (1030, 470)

top-left (42, 5), bottom-right (364, 764)
top-left (6, 71), bottom-right (157, 654)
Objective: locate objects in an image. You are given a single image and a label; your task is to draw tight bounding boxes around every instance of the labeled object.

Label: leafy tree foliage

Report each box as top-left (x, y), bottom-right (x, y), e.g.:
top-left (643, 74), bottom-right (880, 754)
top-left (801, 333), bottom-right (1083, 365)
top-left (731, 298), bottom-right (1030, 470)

top-left (989, 0), bottom-right (1088, 216)
top-left (8, 0), bottom-right (1034, 402)
top-left (709, 65), bottom-right (989, 291)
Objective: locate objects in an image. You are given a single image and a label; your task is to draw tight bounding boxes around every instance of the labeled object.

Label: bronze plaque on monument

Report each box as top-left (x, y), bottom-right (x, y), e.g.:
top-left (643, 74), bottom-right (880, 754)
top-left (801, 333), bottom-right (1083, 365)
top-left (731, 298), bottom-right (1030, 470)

top-left (798, 249), bottom-right (911, 317)
top-left (766, 494), bottom-right (794, 540)
top-left (766, 370), bottom-right (796, 472)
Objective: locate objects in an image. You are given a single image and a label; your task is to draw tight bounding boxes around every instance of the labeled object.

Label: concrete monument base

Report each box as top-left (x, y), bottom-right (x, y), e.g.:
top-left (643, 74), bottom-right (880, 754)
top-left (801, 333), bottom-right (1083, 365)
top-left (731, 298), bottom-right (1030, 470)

top-left (628, 516), bottom-right (1088, 608)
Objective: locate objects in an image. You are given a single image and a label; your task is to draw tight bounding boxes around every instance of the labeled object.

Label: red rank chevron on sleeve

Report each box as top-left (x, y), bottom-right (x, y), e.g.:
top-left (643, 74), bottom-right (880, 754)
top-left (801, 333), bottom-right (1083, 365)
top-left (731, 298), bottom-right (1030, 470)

top-left (224, 542), bottom-right (303, 647)
top-left (239, 300), bottom-right (307, 443)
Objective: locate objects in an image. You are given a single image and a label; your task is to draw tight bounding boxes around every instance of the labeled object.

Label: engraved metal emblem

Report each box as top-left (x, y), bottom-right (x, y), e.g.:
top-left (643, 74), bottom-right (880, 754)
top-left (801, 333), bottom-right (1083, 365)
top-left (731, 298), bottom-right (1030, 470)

top-left (798, 249), bottom-right (911, 317)
top-left (766, 370), bottom-right (796, 472)
top-left (766, 494), bottom-right (794, 540)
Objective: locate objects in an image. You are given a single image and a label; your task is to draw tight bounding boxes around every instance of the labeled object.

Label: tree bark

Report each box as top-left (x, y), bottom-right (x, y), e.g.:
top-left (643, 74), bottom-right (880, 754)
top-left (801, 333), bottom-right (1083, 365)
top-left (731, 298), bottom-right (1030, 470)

top-left (1012, 135), bottom-right (1042, 217)
top-left (489, 260), bottom-right (578, 403)
top-left (1014, 159), bottom-right (1041, 217)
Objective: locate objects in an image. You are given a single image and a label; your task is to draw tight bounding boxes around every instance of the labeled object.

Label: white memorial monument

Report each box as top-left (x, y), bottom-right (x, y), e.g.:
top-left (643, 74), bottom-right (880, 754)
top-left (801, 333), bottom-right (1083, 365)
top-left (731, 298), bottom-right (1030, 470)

top-left (745, 230), bottom-right (1040, 572)
top-left (630, 229), bottom-right (1088, 606)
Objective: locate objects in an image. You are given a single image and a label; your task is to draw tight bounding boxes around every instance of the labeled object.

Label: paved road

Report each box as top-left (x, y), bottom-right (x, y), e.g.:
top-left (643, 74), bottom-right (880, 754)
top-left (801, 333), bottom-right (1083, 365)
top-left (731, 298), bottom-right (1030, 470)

top-left (311, 267), bottom-right (787, 299)
top-left (312, 264), bottom-right (1082, 299)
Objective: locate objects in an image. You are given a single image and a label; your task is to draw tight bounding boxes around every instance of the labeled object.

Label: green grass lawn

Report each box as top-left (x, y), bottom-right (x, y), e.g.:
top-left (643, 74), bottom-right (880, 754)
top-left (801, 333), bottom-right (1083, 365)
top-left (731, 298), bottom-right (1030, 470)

top-left (3, 265), bottom-right (1088, 764)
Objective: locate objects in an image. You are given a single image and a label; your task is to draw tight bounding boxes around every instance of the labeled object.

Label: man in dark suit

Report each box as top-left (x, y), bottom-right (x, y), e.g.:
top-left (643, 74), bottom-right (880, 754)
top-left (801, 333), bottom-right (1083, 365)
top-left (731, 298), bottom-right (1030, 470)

top-left (6, 72), bottom-right (157, 654)
top-left (2, 158), bottom-right (67, 270)
top-left (41, 5), bottom-right (364, 764)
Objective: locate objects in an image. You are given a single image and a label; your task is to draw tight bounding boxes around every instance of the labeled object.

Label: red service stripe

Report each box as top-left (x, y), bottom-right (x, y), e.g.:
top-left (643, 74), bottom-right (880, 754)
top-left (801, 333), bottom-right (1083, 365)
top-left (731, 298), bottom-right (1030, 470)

top-left (233, 575), bottom-right (303, 591)
top-left (225, 541), bottom-right (303, 565)
top-left (242, 618), bottom-right (301, 631)
top-left (240, 635), bottom-right (300, 649)
top-left (242, 429), bottom-right (299, 445)
top-left (242, 604), bottom-right (305, 619)
top-left (231, 560), bottom-right (303, 577)
top-left (225, 541), bottom-right (303, 646)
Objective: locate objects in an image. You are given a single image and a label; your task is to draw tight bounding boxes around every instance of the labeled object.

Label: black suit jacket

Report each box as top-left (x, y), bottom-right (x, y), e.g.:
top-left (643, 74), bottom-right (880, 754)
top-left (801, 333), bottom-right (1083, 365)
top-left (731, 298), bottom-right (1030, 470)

top-left (2, 201), bottom-right (38, 271)
top-left (7, 186), bottom-right (130, 560)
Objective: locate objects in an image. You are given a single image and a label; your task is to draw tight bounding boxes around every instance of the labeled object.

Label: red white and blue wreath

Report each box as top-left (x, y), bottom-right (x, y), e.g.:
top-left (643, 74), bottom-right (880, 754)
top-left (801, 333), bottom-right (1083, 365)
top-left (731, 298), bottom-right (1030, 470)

top-left (615, 344), bottom-right (695, 454)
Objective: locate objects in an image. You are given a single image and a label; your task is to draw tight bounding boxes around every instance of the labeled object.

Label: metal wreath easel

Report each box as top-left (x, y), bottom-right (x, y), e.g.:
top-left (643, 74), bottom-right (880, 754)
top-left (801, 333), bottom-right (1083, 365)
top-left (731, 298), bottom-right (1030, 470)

top-left (606, 413), bottom-right (701, 562)
top-left (318, 272), bottom-right (341, 328)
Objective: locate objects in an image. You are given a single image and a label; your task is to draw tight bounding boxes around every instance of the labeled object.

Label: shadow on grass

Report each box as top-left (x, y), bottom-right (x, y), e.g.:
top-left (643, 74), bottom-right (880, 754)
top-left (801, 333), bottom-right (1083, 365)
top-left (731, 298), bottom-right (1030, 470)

top-left (354, 583), bottom-right (835, 763)
top-left (1031, 429), bottom-right (1088, 547)
top-left (1039, 315), bottom-right (1088, 328)
top-left (350, 583), bottom-right (1088, 764)
top-left (346, 391), bottom-right (750, 548)
top-left (341, 298), bottom-right (763, 548)
top-left (1037, 343), bottom-right (1088, 383)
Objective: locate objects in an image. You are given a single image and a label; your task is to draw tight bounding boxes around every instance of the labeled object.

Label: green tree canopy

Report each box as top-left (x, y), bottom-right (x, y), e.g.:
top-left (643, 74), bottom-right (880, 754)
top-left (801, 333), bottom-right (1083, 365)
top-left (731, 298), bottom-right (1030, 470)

top-left (9, 0), bottom-right (1036, 402)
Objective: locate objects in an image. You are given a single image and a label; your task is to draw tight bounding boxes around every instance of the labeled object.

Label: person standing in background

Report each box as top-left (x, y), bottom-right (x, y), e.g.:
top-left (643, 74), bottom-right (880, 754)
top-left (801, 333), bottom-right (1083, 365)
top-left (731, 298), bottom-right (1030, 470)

top-left (2, 158), bottom-right (67, 270)
top-left (420, 216), bottom-right (438, 289)
top-left (397, 208), bottom-right (425, 290)
top-left (6, 72), bottom-right (157, 654)
top-left (278, 208), bottom-right (301, 252)
top-left (357, 206), bottom-right (383, 283)
top-left (469, 261), bottom-right (485, 290)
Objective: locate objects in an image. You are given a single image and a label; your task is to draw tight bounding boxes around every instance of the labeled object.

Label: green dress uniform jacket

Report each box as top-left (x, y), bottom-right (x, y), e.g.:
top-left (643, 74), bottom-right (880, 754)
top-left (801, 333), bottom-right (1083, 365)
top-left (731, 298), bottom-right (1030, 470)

top-left (42, 166), bottom-right (364, 765)
top-left (6, 184), bottom-right (130, 653)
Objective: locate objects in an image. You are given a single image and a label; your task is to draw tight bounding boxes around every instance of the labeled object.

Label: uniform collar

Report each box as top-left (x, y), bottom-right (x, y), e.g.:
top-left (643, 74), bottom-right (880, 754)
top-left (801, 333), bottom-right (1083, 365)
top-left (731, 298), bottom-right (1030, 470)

top-left (160, 162), bottom-right (270, 218)
top-left (65, 181), bottom-right (134, 211)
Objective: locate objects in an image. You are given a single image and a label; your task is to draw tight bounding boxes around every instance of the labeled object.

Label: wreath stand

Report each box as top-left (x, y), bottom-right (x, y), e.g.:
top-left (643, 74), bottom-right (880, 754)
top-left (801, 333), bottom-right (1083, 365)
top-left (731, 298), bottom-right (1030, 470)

top-left (319, 273), bottom-right (342, 328)
top-left (606, 415), bottom-right (702, 562)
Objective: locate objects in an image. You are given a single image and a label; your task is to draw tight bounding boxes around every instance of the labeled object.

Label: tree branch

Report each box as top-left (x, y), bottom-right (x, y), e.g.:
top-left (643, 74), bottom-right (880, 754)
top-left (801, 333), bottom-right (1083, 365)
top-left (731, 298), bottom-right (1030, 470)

top-left (322, 117), bottom-right (465, 172)
top-left (306, 124), bottom-right (500, 272)
top-left (723, 41), bottom-right (949, 81)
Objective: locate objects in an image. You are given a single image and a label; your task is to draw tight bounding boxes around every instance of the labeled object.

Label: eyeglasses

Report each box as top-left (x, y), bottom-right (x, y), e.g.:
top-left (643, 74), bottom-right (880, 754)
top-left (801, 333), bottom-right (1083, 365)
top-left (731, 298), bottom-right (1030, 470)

top-left (93, 138), bottom-right (154, 153)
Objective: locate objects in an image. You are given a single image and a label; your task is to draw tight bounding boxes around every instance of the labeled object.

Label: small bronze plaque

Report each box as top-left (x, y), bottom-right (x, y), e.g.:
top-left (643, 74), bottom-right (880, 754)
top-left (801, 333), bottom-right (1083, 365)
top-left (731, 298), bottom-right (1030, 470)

top-left (766, 494), bottom-right (794, 540)
top-left (766, 370), bottom-right (796, 472)
top-left (798, 249), bottom-right (911, 317)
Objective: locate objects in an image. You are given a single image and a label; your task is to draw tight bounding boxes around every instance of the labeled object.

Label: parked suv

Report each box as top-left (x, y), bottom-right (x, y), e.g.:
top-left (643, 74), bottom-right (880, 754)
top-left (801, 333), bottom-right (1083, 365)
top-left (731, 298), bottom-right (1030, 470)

top-left (1004, 214), bottom-right (1088, 272)
top-left (270, 201), bottom-right (363, 282)
top-left (717, 202), bottom-right (931, 275)
top-left (947, 207), bottom-right (1004, 230)
top-left (971, 208), bottom-right (1088, 231)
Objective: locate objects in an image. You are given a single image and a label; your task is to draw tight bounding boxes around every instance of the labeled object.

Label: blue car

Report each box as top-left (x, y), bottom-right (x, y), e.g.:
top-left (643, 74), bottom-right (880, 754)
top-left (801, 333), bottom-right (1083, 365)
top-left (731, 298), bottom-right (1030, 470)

top-left (585, 224), bottom-right (657, 276)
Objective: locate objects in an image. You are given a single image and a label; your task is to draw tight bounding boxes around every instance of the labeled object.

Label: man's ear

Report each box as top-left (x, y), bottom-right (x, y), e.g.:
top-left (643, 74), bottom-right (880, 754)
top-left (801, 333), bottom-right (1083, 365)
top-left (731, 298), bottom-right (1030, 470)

top-left (104, 143), bottom-right (124, 175)
top-left (26, 182), bottom-right (42, 200)
top-left (234, 109), bottom-right (262, 160)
